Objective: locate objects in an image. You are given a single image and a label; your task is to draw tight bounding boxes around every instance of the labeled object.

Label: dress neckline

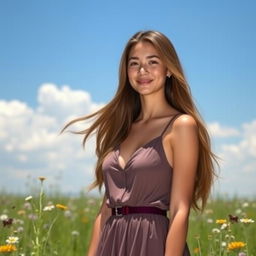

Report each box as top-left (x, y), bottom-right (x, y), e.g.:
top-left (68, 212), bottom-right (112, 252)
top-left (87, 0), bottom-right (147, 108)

top-left (116, 113), bottom-right (181, 171)
top-left (116, 135), bottom-right (162, 171)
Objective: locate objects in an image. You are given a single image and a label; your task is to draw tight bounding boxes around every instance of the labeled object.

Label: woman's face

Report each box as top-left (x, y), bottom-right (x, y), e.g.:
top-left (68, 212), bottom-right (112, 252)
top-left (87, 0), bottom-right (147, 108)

top-left (127, 41), bottom-right (169, 96)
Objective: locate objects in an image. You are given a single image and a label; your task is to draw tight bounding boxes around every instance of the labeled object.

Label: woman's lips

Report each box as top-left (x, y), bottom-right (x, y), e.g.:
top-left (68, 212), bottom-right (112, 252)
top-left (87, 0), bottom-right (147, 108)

top-left (137, 79), bottom-right (153, 85)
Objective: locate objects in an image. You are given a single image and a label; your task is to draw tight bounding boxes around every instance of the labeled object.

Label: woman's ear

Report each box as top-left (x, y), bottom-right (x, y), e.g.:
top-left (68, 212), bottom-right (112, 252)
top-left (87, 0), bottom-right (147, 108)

top-left (166, 70), bottom-right (172, 78)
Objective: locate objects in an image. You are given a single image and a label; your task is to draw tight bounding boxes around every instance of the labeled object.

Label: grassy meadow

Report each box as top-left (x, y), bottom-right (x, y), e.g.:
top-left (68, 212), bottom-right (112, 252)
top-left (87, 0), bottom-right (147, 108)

top-left (0, 178), bottom-right (255, 256)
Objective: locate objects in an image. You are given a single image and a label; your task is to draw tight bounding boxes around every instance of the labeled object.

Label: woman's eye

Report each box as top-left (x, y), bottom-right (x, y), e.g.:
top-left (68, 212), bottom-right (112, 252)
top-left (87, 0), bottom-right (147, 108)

top-left (149, 60), bottom-right (158, 65)
top-left (129, 62), bottom-right (139, 66)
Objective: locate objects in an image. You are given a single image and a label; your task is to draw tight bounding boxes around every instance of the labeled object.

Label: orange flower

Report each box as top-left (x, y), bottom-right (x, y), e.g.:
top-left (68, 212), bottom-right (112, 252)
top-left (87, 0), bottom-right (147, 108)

top-left (0, 244), bottom-right (17, 252)
top-left (227, 241), bottom-right (246, 251)
top-left (193, 247), bottom-right (200, 254)
top-left (56, 204), bottom-right (68, 211)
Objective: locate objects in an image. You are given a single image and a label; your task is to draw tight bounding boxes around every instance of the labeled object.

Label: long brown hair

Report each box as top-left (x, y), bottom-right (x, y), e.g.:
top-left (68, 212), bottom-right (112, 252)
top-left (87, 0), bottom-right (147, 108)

top-left (61, 30), bottom-right (218, 211)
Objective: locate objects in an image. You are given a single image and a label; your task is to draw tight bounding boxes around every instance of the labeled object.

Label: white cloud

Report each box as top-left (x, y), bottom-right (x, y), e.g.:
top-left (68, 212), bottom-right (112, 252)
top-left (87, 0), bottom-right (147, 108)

top-left (0, 83), bottom-right (103, 196)
top-left (207, 122), bottom-right (240, 138)
top-left (0, 84), bottom-right (255, 198)
top-left (213, 120), bottom-right (256, 197)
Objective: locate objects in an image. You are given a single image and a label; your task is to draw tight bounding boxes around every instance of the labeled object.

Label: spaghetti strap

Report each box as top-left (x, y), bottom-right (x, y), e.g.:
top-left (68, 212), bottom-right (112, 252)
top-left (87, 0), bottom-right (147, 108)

top-left (160, 113), bottom-right (183, 137)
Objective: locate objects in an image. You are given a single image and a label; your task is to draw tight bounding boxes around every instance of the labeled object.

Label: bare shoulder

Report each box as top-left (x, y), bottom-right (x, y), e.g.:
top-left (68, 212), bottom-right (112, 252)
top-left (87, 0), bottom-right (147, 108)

top-left (171, 114), bottom-right (198, 141)
top-left (172, 114), bottom-right (198, 134)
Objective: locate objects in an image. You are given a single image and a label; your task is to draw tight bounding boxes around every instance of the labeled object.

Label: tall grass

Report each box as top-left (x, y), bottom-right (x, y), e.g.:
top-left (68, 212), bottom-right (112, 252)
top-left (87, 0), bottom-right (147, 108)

top-left (0, 179), bottom-right (255, 255)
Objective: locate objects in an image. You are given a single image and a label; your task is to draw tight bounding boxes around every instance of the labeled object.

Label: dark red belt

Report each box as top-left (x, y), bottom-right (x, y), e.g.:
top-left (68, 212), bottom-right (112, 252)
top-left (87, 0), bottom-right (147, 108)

top-left (111, 206), bottom-right (167, 217)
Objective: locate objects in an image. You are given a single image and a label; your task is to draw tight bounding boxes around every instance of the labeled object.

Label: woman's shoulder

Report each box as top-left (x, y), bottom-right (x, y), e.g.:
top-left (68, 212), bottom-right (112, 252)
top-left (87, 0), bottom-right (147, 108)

top-left (172, 113), bottom-right (198, 133)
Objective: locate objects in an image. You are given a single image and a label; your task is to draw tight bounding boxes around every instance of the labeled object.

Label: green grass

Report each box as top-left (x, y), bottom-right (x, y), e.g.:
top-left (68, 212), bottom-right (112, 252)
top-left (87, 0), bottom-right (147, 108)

top-left (0, 186), bottom-right (255, 256)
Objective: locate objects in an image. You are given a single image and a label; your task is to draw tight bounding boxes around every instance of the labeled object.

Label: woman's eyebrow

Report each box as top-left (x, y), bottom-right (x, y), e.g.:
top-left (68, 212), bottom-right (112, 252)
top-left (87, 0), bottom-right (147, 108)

top-left (128, 55), bottom-right (160, 61)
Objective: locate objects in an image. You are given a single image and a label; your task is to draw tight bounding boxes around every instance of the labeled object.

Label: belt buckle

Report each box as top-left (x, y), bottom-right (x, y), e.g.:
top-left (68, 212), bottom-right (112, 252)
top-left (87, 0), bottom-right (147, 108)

top-left (115, 206), bottom-right (123, 216)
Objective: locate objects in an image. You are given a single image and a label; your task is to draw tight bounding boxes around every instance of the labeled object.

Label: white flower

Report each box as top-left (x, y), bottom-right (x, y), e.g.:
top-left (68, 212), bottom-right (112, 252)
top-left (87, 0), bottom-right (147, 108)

top-left (25, 195), bottom-right (33, 201)
top-left (207, 218), bottom-right (213, 223)
top-left (0, 214), bottom-right (8, 221)
top-left (71, 230), bottom-right (80, 236)
top-left (221, 223), bottom-right (228, 230)
top-left (43, 205), bottom-right (55, 211)
top-left (240, 218), bottom-right (254, 224)
top-left (212, 228), bottom-right (220, 233)
top-left (242, 202), bottom-right (249, 208)
top-left (221, 242), bottom-right (227, 247)
top-left (6, 236), bottom-right (19, 244)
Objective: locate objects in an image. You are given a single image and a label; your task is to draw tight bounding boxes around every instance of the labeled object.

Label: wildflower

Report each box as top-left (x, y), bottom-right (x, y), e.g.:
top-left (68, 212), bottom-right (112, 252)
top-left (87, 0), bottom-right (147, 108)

top-left (221, 223), bottom-right (228, 230)
top-left (238, 253), bottom-right (246, 256)
top-left (71, 230), bottom-right (80, 236)
top-left (240, 218), bottom-right (254, 224)
top-left (216, 219), bottom-right (227, 224)
top-left (0, 244), bottom-right (17, 252)
top-left (43, 205), bottom-right (55, 211)
top-left (0, 214), bottom-right (8, 221)
top-left (227, 241), bottom-right (246, 251)
top-left (212, 228), bottom-right (220, 233)
top-left (222, 242), bottom-right (227, 247)
top-left (207, 218), bottom-right (213, 223)
top-left (56, 204), bottom-right (68, 211)
top-left (23, 202), bottom-right (32, 210)
top-left (17, 210), bottom-right (26, 216)
top-left (242, 202), bottom-right (249, 208)
top-left (6, 236), bottom-right (19, 244)
top-left (38, 176), bottom-right (46, 182)
top-left (193, 248), bottom-right (200, 254)
top-left (25, 195), bottom-right (33, 201)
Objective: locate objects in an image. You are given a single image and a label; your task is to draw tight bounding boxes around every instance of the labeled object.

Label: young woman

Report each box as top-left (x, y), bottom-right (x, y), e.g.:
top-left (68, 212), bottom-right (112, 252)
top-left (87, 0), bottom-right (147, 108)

top-left (63, 30), bottom-right (217, 256)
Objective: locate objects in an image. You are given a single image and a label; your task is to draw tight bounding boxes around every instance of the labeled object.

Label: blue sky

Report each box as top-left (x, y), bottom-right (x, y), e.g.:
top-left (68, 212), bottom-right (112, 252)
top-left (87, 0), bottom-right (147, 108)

top-left (0, 0), bottom-right (256, 197)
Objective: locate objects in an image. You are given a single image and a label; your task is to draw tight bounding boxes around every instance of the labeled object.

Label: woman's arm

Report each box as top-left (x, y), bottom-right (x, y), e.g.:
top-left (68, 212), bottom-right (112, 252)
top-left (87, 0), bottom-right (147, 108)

top-left (165, 115), bottom-right (199, 256)
top-left (87, 193), bottom-right (112, 256)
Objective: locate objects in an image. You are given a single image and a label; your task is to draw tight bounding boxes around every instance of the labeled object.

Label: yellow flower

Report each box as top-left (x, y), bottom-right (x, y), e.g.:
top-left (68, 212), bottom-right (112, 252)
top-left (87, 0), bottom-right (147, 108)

top-left (0, 244), bottom-right (17, 252)
top-left (193, 247), bottom-right (200, 254)
top-left (17, 210), bottom-right (26, 216)
top-left (227, 241), bottom-right (246, 251)
top-left (56, 204), bottom-right (68, 211)
top-left (216, 219), bottom-right (227, 224)
top-left (38, 176), bottom-right (46, 182)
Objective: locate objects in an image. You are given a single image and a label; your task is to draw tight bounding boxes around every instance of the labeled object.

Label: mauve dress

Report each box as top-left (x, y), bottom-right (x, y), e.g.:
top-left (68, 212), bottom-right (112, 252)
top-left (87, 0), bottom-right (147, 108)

top-left (96, 114), bottom-right (191, 256)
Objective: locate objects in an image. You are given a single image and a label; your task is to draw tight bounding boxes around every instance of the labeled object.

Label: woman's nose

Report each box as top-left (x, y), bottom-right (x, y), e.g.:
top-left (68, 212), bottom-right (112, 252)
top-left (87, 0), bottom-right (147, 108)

top-left (138, 65), bottom-right (148, 73)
